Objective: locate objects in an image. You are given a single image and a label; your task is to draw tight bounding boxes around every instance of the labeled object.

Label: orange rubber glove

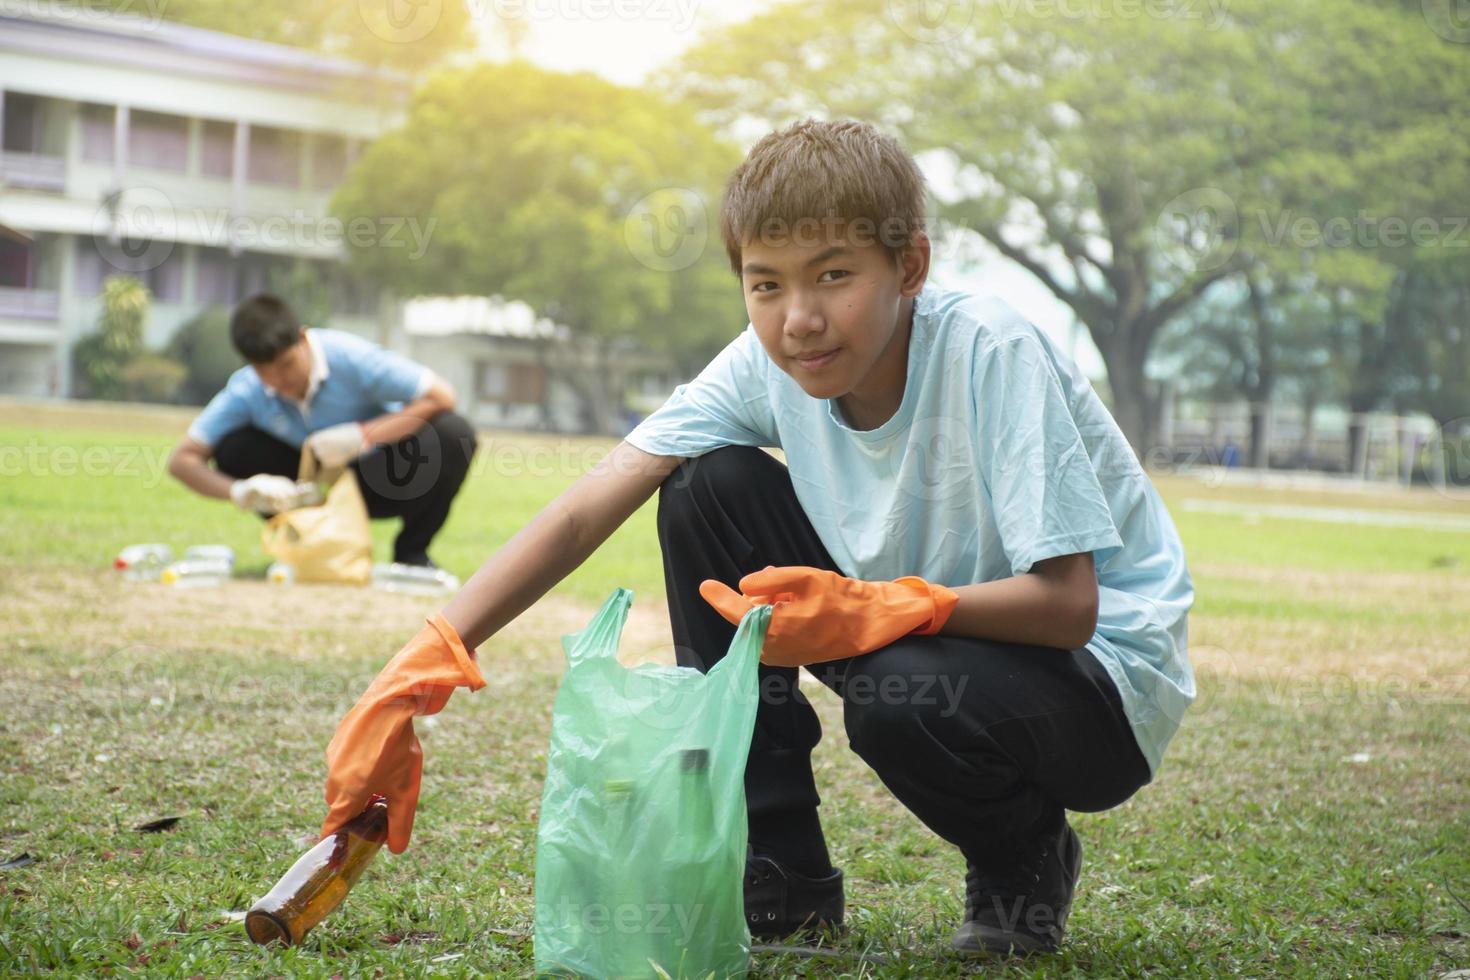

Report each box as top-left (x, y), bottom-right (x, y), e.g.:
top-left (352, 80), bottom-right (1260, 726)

top-left (321, 613), bottom-right (485, 854)
top-left (698, 566), bottom-right (960, 668)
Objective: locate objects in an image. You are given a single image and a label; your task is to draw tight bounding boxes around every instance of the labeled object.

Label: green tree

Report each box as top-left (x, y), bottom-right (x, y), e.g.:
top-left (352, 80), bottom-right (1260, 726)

top-left (665, 0), bottom-right (1466, 455)
top-left (267, 262), bottom-right (334, 332)
top-left (73, 276), bottom-right (149, 401)
top-left (332, 62), bottom-right (745, 432)
top-left (167, 308), bottom-right (241, 405)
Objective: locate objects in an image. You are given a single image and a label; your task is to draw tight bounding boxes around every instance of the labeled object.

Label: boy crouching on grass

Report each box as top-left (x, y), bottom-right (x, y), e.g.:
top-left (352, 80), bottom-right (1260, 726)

top-left (323, 118), bottom-right (1195, 958)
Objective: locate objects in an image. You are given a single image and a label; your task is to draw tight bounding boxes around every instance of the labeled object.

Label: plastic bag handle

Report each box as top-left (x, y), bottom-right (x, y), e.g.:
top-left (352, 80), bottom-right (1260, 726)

top-left (561, 587), bottom-right (634, 670)
top-left (296, 445), bottom-right (346, 486)
top-left (706, 603), bottom-right (771, 686)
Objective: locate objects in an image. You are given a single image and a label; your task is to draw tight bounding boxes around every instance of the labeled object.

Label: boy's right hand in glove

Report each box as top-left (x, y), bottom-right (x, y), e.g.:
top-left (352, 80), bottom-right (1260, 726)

top-left (230, 474), bottom-right (300, 516)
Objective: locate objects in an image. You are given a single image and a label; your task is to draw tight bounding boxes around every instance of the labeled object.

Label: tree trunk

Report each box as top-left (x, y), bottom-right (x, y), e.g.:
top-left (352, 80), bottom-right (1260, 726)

top-left (1298, 390), bottom-right (1318, 468)
top-left (1347, 415), bottom-right (1370, 479)
top-left (1248, 402), bottom-right (1270, 470)
top-left (1096, 336), bottom-right (1154, 457)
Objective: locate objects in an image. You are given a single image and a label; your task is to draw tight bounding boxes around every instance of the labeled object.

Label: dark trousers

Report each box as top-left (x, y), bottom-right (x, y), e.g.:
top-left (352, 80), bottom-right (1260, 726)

top-left (213, 411), bottom-right (478, 565)
top-left (656, 446), bottom-right (1151, 871)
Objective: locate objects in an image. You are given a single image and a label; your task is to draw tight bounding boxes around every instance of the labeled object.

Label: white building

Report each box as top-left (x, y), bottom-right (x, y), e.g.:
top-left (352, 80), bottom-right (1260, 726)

top-left (404, 295), bottom-right (681, 435)
top-left (0, 7), bottom-right (408, 396)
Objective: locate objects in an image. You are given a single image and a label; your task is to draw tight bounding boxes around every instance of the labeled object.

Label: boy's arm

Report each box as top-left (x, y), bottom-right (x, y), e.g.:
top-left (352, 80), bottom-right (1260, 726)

top-left (440, 441), bottom-right (683, 649)
top-left (938, 552), bottom-right (1100, 651)
top-left (167, 437), bottom-right (235, 501)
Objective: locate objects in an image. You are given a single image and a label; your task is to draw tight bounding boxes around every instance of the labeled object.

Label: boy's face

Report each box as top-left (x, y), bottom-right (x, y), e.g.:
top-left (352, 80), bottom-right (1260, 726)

top-left (251, 332), bottom-right (312, 401)
top-left (739, 229), bottom-right (928, 404)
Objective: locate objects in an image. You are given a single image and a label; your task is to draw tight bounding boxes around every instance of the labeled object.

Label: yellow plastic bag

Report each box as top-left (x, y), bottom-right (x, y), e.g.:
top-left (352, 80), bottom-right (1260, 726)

top-left (261, 449), bottom-right (372, 585)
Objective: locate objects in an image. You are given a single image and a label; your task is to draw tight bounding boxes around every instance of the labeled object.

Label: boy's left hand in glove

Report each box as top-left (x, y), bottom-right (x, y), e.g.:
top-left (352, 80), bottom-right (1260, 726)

top-left (699, 565), bottom-right (959, 667)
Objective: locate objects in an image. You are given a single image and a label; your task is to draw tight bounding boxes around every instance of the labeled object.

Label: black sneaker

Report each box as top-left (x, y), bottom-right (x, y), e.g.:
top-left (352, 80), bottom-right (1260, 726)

top-left (743, 846), bottom-right (846, 941)
top-left (950, 820), bottom-right (1082, 957)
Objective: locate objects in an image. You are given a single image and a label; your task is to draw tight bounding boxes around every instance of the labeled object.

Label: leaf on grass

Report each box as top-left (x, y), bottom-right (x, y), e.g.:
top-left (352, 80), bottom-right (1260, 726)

top-left (134, 816), bottom-right (183, 833)
top-left (379, 930), bottom-right (438, 946)
top-left (0, 853), bottom-right (36, 870)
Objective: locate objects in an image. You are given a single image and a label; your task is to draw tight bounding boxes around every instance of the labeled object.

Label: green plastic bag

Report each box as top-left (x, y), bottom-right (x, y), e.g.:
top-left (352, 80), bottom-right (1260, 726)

top-left (534, 588), bottom-right (772, 979)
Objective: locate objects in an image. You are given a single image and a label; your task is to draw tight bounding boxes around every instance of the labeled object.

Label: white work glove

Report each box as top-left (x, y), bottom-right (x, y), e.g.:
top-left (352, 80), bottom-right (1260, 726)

top-left (230, 474), bottom-right (301, 516)
top-left (306, 422), bottom-right (369, 468)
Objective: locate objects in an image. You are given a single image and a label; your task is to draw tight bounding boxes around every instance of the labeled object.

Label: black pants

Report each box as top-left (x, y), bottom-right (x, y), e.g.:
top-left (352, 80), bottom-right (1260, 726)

top-left (213, 412), bottom-right (477, 565)
top-left (656, 446), bottom-right (1151, 871)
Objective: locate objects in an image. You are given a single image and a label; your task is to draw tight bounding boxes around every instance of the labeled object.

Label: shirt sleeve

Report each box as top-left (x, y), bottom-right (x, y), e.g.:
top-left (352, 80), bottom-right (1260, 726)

top-left (625, 326), bottom-right (778, 458)
top-left (976, 335), bottom-right (1123, 576)
top-left (352, 337), bottom-right (433, 405)
top-left (186, 374), bottom-right (253, 448)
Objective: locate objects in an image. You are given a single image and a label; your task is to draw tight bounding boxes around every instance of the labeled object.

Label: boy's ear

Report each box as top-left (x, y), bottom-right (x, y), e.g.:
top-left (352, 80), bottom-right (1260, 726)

top-left (898, 232), bottom-right (931, 297)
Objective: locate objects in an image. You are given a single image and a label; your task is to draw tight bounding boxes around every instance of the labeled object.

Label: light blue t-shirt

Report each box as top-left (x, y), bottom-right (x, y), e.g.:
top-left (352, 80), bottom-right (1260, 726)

top-left (626, 282), bottom-right (1195, 779)
top-left (187, 328), bottom-right (431, 449)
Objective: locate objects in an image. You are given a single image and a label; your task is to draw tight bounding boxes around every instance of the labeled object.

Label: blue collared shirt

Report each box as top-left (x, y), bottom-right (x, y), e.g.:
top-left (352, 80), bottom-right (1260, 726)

top-left (187, 328), bottom-right (431, 448)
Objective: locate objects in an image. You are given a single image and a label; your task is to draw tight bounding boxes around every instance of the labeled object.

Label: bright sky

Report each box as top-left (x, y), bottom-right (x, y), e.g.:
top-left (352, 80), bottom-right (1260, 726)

top-left (473, 0), bottom-right (1102, 378)
top-left (474, 0), bottom-right (780, 85)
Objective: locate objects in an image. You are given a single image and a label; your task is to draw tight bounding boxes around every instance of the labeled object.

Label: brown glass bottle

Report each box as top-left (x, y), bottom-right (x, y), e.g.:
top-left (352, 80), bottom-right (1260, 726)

top-left (245, 796), bottom-right (388, 946)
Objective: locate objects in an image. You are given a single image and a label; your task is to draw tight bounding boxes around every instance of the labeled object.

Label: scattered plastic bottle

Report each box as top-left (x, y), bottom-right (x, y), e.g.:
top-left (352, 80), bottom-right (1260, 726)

top-left (245, 797), bottom-right (388, 947)
top-left (370, 562), bottom-right (460, 597)
top-left (602, 776), bottom-right (659, 976)
top-left (267, 562), bottom-right (295, 585)
top-left (184, 545), bottom-right (235, 571)
top-left (114, 544), bottom-right (173, 581)
top-left (160, 558), bottom-right (232, 588)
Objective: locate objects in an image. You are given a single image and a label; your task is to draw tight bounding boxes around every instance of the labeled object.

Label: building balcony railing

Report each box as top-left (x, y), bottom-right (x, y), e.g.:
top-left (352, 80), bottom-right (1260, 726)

top-left (0, 152), bottom-right (67, 192)
top-left (0, 287), bottom-right (61, 320)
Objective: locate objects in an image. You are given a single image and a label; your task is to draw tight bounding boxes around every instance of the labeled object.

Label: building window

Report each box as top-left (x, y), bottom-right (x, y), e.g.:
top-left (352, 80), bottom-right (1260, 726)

top-left (143, 247), bottom-right (184, 302)
top-left (2, 92), bottom-right (41, 153)
top-left (74, 237), bottom-right (105, 295)
top-left (79, 103), bottom-right (115, 162)
top-left (247, 126), bottom-right (303, 186)
top-left (195, 246), bottom-right (235, 305)
top-left (201, 120), bottom-right (234, 179)
top-left (128, 110), bottom-right (188, 173)
top-left (477, 360), bottom-right (545, 404)
top-left (313, 135), bottom-right (350, 189)
top-left (0, 237), bottom-right (32, 288)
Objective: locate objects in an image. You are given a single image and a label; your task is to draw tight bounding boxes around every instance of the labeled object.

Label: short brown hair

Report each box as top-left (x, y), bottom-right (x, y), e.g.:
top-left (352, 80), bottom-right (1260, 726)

top-left (230, 293), bottom-right (302, 363)
top-left (719, 118), bottom-right (927, 273)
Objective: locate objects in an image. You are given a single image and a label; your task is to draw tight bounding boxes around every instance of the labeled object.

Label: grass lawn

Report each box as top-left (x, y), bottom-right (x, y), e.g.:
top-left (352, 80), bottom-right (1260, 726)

top-left (1, 399), bottom-right (1466, 977)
